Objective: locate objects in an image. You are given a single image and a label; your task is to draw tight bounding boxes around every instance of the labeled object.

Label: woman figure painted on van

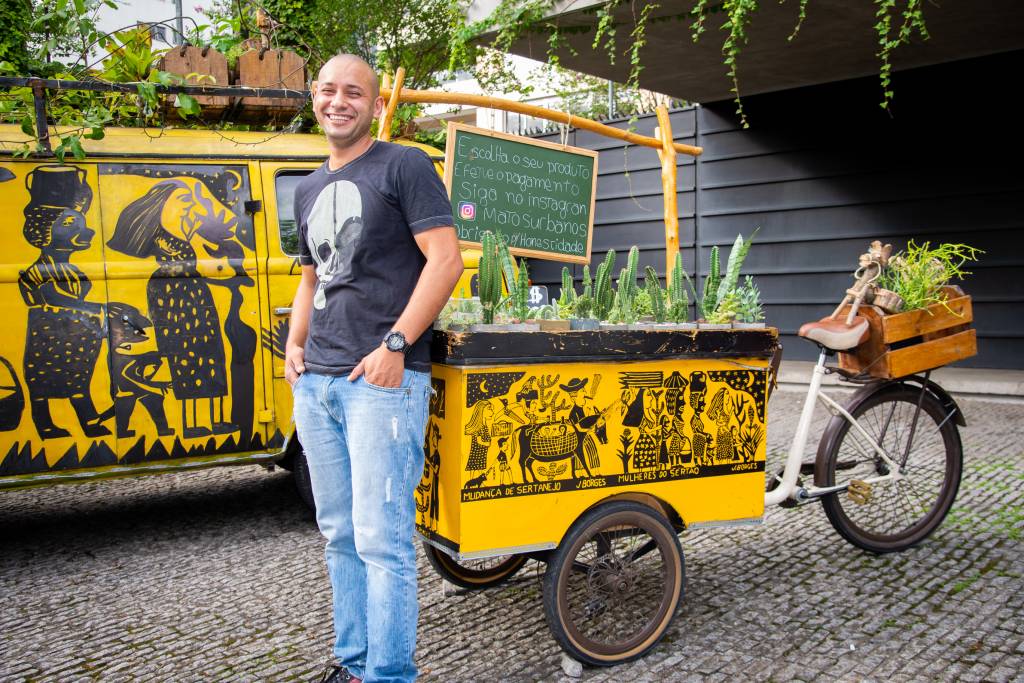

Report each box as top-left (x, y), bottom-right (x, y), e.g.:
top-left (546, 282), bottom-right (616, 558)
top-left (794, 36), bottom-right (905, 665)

top-left (19, 207), bottom-right (111, 439)
top-left (107, 179), bottom-right (236, 439)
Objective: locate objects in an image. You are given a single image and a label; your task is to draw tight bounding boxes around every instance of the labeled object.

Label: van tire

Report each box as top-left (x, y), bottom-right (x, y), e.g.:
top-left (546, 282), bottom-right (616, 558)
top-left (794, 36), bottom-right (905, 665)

top-left (293, 447), bottom-right (316, 512)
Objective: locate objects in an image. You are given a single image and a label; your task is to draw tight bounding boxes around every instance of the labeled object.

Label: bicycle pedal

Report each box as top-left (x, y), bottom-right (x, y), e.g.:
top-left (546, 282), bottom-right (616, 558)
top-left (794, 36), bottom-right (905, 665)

top-left (847, 479), bottom-right (871, 505)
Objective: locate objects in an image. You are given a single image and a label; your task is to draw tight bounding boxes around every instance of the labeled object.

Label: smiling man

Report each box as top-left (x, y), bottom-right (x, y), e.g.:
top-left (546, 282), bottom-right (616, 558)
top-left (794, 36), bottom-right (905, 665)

top-left (285, 54), bottom-right (463, 683)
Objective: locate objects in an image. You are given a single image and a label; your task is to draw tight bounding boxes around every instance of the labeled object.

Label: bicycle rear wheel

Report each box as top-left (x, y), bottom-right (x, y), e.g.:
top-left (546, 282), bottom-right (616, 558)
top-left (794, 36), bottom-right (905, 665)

top-left (423, 542), bottom-right (527, 589)
top-left (815, 386), bottom-right (962, 553)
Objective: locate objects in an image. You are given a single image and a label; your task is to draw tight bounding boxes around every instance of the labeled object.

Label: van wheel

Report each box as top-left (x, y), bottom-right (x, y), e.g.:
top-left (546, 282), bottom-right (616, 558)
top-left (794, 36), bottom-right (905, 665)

top-left (293, 447), bottom-right (316, 512)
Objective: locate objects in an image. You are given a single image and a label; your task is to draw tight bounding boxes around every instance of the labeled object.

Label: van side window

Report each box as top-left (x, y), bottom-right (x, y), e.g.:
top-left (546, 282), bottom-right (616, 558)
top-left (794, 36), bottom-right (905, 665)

top-left (275, 171), bottom-right (313, 256)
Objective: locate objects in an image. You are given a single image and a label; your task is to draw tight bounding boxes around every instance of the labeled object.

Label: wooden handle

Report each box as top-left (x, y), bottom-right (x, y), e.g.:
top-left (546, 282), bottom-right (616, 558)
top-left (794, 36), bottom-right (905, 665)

top-left (380, 86), bottom-right (702, 157)
top-left (378, 67), bottom-right (405, 142)
top-left (654, 106), bottom-right (680, 279)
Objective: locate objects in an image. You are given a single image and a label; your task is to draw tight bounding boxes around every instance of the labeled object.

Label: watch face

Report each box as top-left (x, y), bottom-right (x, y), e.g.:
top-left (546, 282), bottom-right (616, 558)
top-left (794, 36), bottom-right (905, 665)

top-left (385, 332), bottom-right (406, 352)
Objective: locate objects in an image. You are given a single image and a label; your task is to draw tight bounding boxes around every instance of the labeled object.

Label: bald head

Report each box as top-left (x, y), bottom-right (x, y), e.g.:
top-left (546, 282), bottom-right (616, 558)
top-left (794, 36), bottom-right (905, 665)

top-left (311, 53), bottom-right (385, 160)
top-left (317, 54), bottom-right (379, 100)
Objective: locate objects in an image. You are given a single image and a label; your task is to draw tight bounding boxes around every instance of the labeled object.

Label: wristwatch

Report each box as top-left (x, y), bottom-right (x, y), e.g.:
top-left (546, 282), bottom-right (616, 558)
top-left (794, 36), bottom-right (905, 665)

top-left (383, 330), bottom-right (410, 354)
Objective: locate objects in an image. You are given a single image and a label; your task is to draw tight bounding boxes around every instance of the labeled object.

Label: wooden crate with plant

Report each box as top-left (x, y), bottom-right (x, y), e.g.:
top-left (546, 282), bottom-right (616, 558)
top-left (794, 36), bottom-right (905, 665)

top-left (832, 241), bottom-right (982, 379)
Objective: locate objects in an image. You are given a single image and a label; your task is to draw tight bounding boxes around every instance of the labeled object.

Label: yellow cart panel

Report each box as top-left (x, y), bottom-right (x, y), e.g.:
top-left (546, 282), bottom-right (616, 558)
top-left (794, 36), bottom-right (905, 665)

top-left (416, 329), bottom-right (777, 558)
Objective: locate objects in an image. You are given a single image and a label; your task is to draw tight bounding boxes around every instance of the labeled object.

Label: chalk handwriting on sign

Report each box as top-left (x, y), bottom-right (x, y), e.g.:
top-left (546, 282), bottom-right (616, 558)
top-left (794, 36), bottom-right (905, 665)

top-left (528, 285), bottom-right (548, 306)
top-left (443, 123), bottom-right (598, 264)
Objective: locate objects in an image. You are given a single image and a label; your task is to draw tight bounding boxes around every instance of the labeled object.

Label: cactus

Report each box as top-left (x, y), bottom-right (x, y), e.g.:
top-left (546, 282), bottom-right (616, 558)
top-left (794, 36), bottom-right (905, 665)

top-left (510, 258), bottom-right (531, 321)
top-left (574, 293), bottom-right (594, 319)
top-left (592, 249), bottom-right (616, 321)
top-left (644, 266), bottom-right (666, 323)
top-left (611, 267), bottom-right (635, 323)
top-left (496, 232), bottom-right (517, 296)
top-left (572, 264), bottom-right (595, 319)
top-left (559, 267), bottom-right (577, 303)
top-left (622, 245), bottom-right (639, 303)
top-left (667, 252), bottom-right (693, 323)
top-left (701, 245), bottom-right (721, 320)
top-left (478, 231), bottom-right (503, 324)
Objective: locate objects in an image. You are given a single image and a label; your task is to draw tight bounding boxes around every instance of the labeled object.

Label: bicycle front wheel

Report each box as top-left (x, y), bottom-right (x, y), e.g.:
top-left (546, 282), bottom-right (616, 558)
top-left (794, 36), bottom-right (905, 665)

top-left (815, 386), bottom-right (963, 553)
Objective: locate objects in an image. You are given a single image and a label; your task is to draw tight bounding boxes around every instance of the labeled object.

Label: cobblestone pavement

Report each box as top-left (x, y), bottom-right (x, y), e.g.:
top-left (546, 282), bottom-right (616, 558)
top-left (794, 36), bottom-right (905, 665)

top-left (1, 389), bottom-right (1022, 682)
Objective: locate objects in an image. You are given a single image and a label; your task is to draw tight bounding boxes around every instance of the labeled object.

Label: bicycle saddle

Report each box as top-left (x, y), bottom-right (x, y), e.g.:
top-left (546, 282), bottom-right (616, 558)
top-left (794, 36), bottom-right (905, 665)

top-left (798, 316), bottom-right (870, 351)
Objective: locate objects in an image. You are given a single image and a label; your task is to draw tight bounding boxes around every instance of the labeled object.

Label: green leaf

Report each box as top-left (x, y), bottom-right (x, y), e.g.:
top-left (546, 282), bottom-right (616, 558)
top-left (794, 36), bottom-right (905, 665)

top-left (20, 116), bottom-right (34, 137)
top-left (69, 136), bottom-right (86, 160)
top-left (85, 127), bottom-right (105, 140)
top-left (174, 94), bottom-right (201, 117)
top-left (136, 82), bottom-right (158, 108)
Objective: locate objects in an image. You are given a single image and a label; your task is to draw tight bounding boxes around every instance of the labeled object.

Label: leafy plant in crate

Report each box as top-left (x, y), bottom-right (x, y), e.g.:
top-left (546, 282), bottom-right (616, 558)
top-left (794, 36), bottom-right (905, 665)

top-left (875, 241), bottom-right (983, 313)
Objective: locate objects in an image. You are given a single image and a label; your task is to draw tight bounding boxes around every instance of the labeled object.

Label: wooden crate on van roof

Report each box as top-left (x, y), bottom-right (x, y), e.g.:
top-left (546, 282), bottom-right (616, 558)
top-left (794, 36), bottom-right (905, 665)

top-left (235, 49), bottom-right (306, 125)
top-left (838, 286), bottom-right (976, 379)
top-left (158, 45), bottom-right (230, 120)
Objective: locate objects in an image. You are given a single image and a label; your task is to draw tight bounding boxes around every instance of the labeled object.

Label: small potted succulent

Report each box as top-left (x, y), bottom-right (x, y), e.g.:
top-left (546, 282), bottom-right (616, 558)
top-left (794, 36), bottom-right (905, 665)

top-left (733, 275), bottom-right (765, 329)
top-left (502, 257), bottom-right (541, 331)
top-left (698, 230), bottom-right (758, 329)
top-left (436, 290), bottom-right (482, 331)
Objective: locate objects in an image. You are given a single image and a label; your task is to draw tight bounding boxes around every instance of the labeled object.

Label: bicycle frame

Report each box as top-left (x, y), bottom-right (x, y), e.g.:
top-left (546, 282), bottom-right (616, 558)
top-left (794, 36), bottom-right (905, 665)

top-left (764, 350), bottom-right (907, 507)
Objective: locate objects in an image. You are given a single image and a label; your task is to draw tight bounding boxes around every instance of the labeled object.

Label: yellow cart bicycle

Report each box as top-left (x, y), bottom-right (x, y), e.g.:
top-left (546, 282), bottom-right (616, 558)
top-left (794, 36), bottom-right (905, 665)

top-left (415, 323), bottom-right (966, 666)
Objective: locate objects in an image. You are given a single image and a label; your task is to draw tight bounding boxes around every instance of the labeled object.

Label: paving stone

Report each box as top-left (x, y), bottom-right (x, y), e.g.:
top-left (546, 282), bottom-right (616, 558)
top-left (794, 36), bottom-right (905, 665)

top-left (0, 393), bottom-right (1021, 681)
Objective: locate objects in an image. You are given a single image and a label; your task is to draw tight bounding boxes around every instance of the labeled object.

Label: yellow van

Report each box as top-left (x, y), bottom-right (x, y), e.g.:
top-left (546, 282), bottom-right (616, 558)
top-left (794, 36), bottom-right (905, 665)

top-left (0, 124), bottom-right (474, 506)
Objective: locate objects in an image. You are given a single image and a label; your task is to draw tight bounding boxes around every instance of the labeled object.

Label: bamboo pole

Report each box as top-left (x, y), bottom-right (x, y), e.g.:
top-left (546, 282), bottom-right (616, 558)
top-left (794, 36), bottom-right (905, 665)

top-left (654, 105), bottom-right (680, 279)
top-left (377, 68), bottom-right (405, 142)
top-left (380, 86), bottom-right (702, 157)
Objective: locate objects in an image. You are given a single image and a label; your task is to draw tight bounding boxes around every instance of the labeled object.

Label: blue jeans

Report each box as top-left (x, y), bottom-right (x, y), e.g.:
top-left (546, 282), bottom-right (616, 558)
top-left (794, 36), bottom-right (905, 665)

top-left (292, 369), bottom-right (431, 683)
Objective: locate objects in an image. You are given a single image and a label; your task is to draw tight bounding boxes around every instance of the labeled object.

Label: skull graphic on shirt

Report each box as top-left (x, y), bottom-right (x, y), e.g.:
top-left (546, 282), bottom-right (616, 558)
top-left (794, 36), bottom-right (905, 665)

top-left (305, 180), bottom-right (364, 309)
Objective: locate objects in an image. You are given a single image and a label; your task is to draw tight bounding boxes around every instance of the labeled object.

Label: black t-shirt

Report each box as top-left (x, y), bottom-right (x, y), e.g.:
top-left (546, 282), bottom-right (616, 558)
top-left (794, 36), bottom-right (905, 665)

top-left (295, 141), bottom-right (454, 374)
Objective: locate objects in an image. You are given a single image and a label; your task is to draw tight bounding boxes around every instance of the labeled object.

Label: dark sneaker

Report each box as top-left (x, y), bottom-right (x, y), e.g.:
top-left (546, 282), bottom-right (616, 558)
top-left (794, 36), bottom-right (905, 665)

top-left (312, 663), bottom-right (361, 683)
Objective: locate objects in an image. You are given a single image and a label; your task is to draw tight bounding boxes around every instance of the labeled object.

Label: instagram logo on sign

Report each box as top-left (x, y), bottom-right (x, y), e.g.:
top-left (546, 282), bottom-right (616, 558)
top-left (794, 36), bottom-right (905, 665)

top-left (458, 202), bottom-right (476, 221)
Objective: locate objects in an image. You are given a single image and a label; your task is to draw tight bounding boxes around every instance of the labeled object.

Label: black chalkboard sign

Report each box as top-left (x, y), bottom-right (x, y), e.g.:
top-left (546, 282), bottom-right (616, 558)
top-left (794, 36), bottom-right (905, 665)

top-left (443, 122), bottom-right (597, 264)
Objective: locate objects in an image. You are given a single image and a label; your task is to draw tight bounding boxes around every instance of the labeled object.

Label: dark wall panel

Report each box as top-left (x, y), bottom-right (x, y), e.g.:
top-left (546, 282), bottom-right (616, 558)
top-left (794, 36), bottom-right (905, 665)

top-left (528, 51), bottom-right (1024, 368)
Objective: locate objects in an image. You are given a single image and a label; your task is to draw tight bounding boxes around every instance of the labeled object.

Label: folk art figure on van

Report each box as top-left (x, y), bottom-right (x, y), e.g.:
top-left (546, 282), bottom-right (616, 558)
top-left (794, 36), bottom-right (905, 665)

top-left (18, 168), bottom-right (111, 439)
top-left (107, 177), bottom-right (244, 439)
top-left (0, 161), bottom-right (269, 476)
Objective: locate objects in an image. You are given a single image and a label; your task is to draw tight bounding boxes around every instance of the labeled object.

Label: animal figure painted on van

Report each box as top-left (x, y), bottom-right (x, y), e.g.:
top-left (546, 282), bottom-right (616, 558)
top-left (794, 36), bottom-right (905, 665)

top-left (104, 302), bottom-right (173, 438)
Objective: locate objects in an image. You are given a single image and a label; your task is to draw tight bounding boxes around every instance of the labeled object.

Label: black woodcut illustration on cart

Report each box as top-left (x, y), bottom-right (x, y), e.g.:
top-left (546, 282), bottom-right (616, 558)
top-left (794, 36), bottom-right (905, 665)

top-left (0, 163), bottom-right (266, 476)
top-left (417, 377), bottom-right (446, 533)
top-left (458, 367), bottom-right (768, 502)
